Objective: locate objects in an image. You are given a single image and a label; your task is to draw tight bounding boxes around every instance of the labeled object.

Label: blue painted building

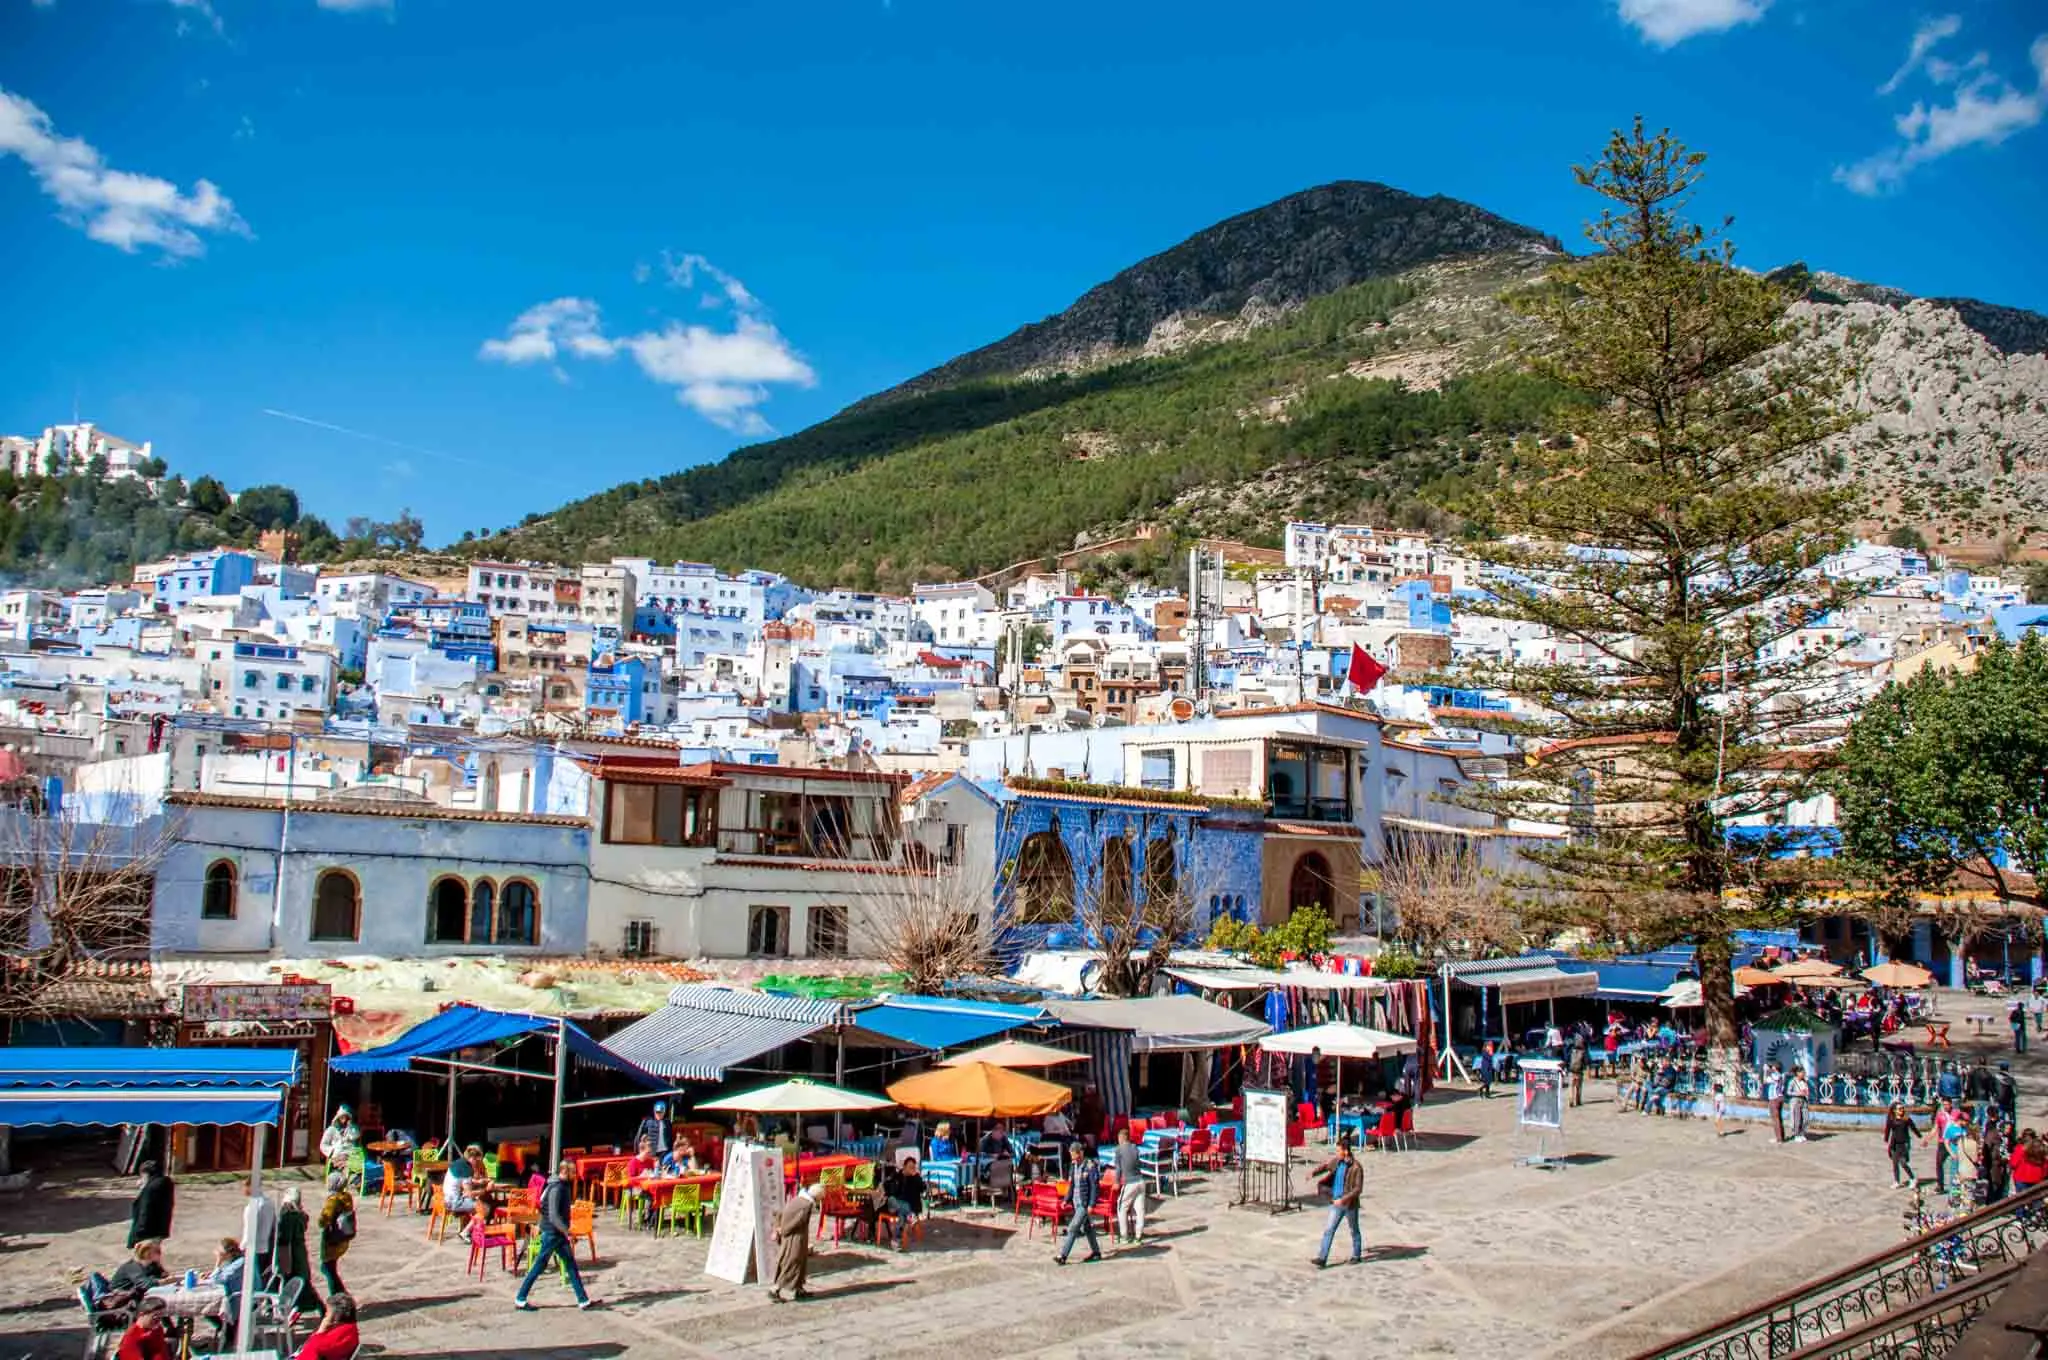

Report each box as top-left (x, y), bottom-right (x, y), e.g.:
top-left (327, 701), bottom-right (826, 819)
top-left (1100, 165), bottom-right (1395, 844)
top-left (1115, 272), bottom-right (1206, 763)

top-left (586, 655), bottom-right (650, 726)
top-left (1394, 578), bottom-right (1452, 631)
top-left (156, 550), bottom-right (256, 608)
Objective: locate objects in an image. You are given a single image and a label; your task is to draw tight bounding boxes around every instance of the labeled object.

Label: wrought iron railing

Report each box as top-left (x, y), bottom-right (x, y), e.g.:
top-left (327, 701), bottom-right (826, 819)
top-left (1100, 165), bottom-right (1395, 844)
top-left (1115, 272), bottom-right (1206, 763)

top-left (1776, 1258), bottom-right (2023, 1359)
top-left (1633, 1184), bottom-right (2048, 1360)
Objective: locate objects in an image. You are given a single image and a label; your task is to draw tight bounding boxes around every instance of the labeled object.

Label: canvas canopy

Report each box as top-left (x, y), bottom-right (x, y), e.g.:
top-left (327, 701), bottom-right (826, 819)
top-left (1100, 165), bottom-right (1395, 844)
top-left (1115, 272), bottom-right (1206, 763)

top-left (329, 1003), bottom-right (660, 1083)
top-left (1257, 1021), bottom-right (1418, 1061)
top-left (1045, 994), bottom-right (1271, 1053)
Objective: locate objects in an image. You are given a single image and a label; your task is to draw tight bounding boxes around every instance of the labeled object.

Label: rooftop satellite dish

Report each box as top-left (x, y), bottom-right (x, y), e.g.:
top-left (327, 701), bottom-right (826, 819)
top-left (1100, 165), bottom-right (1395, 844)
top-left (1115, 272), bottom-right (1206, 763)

top-left (1167, 696), bottom-right (1196, 721)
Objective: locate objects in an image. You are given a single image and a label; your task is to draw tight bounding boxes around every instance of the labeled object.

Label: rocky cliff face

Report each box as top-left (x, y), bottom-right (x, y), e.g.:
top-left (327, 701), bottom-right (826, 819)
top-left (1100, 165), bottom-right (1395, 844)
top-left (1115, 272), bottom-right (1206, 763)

top-left (872, 181), bottom-right (1561, 401)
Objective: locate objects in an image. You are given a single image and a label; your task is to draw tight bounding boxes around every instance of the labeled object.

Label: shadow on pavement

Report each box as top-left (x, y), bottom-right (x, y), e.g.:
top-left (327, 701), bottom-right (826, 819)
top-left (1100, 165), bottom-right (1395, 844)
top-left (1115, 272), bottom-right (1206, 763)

top-left (1363, 1243), bottom-right (1429, 1262)
top-left (357, 1290), bottom-right (473, 1323)
top-left (366, 1347), bottom-right (628, 1359)
top-left (1561, 1153), bottom-right (1614, 1166)
top-left (802, 1278), bottom-right (909, 1302)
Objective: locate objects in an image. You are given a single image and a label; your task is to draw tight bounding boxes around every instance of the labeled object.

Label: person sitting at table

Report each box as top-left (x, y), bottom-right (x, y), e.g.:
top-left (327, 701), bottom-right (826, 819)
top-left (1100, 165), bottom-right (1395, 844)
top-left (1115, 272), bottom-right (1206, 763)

top-left (1042, 1107), bottom-right (1073, 1139)
top-left (444, 1146), bottom-right (481, 1240)
top-left (115, 1295), bottom-right (171, 1360)
top-left (293, 1292), bottom-right (360, 1360)
top-left (979, 1121), bottom-right (1011, 1158)
top-left (626, 1137), bottom-right (663, 1225)
top-left (877, 1156), bottom-right (927, 1252)
top-left (659, 1134), bottom-right (692, 1175)
top-left (929, 1122), bottom-right (959, 1161)
top-left (109, 1239), bottom-right (168, 1296)
top-left (318, 1106), bottom-right (360, 1170)
top-left (207, 1238), bottom-right (248, 1349)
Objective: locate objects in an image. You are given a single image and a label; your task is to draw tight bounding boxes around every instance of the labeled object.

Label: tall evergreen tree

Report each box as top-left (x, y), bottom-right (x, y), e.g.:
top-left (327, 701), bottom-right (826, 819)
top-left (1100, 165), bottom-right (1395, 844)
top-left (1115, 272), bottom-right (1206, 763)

top-left (1460, 120), bottom-right (1863, 1054)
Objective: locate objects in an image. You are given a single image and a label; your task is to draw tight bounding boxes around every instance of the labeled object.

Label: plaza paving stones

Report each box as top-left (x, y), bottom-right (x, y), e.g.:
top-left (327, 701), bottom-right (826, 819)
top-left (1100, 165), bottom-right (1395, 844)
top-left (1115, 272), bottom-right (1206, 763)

top-left (4, 990), bottom-right (2040, 1358)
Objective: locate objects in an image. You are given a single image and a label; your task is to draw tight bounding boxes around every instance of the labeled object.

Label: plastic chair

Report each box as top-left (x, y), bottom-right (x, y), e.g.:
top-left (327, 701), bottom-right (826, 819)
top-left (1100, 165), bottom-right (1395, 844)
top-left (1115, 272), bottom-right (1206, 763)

top-left (1212, 1127), bottom-right (1238, 1169)
top-left (343, 1145), bottom-right (368, 1192)
top-left (466, 1221), bottom-right (519, 1279)
top-left (813, 1185), bottom-right (865, 1243)
top-left (1366, 1110), bottom-right (1399, 1153)
top-left (1185, 1129), bottom-right (1212, 1168)
top-left (819, 1165), bottom-right (847, 1189)
top-left (1198, 1110), bottom-right (1219, 1128)
top-left (1398, 1109), bottom-right (1416, 1152)
top-left (568, 1200), bottom-right (599, 1262)
top-left (597, 1162), bottom-right (630, 1208)
top-left (876, 1206), bottom-right (925, 1250)
top-left (656, 1182), bottom-right (705, 1238)
top-left (425, 1186), bottom-right (454, 1242)
top-left (250, 1275), bottom-right (303, 1354)
top-left (845, 1161), bottom-right (876, 1192)
top-left (377, 1159), bottom-right (404, 1215)
top-left (1021, 1183), bottom-right (1064, 1239)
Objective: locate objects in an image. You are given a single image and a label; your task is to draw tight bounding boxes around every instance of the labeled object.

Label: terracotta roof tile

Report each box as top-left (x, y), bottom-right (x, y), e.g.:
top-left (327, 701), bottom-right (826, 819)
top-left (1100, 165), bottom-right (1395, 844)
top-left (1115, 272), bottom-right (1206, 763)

top-left (166, 791), bottom-right (588, 827)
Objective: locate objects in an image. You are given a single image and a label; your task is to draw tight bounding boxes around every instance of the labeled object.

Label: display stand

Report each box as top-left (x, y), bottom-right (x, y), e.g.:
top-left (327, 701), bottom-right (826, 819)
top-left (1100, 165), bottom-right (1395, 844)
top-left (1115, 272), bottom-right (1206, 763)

top-left (1515, 1058), bottom-right (1566, 1170)
top-left (1231, 1086), bottom-right (1298, 1214)
top-left (703, 1140), bottom-right (786, 1284)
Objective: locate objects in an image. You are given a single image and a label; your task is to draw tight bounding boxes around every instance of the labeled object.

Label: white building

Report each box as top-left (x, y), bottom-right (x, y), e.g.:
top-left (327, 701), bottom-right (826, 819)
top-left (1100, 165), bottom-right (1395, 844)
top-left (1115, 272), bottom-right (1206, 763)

top-left (466, 561), bottom-right (576, 618)
top-left (316, 571), bottom-right (436, 619)
top-left (912, 581), bottom-right (1000, 647)
top-left (7, 423), bottom-right (156, 480)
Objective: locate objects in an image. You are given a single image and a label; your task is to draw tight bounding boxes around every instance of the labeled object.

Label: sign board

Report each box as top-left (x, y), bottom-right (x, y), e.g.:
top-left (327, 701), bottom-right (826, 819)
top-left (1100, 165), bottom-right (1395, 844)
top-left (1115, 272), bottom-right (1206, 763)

top-left (1518, 1058), bottom-right (1564, 1132)
top-left (703, 1140), bottom-right (785, 1286)
top-left (181, 983), bottom-right (332, 1023)
top-left (1244, 1087), bottom-right (1289, 1167)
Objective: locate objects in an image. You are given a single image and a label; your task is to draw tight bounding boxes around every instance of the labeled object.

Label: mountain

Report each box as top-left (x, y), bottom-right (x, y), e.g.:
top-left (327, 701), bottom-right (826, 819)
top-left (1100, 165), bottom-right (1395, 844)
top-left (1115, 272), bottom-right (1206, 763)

top-left (487, 184), bottom-right (2048, 587)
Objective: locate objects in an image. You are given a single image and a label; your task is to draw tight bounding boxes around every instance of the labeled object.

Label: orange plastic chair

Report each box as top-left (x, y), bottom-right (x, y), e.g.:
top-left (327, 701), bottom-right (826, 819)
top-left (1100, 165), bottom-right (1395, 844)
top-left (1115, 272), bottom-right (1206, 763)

top-left (377, 1159), bottom-right (404, 1216)
top-left (597, 1162), bottom-right (630, 1208)
top-left (814, 1186), bottom-right (866, 1243)
top-left (425, 1186), bottom-right (453, 1242)
top-left (567, 1200), bottom-right (599, 1262)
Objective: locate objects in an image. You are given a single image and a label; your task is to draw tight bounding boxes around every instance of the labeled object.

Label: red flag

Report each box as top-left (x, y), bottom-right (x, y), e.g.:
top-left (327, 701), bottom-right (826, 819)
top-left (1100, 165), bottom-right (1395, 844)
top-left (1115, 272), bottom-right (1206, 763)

top-left (1346, 645), bottom-right (1387, 692)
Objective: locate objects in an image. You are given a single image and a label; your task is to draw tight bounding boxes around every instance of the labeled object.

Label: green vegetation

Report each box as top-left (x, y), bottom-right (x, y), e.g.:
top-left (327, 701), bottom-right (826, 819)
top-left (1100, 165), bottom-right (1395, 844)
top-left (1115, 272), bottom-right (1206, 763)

top-left (1006, 775), bottom-right (1266, 812)
top-left (1202, 902), bottom-right (1336, 968)
top-left (1455, 120), bottom-right (1862, 1053)
top-left (486, 271), bottom-right (1569, 589)
top-left (1831, 634), bottom-right (2048, 923)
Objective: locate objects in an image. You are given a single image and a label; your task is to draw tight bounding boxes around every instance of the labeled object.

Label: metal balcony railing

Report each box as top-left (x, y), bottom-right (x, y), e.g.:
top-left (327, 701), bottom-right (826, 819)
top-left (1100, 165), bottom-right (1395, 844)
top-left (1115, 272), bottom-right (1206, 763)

top-left (1632, 1183), bottom-right (2048, 1360)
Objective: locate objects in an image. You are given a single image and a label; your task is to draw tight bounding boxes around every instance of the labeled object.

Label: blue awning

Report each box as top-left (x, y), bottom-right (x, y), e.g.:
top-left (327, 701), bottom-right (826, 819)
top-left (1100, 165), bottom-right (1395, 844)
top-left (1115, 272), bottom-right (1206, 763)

top-left (1575, 961), bottom-right (1685, 1001)
top-left (330, 1004), bottom-right (663, 1087)
top-left (0, 1047), bottom-right (298, 1129)
top-left (848, 995), bottom-right (1048, 1051)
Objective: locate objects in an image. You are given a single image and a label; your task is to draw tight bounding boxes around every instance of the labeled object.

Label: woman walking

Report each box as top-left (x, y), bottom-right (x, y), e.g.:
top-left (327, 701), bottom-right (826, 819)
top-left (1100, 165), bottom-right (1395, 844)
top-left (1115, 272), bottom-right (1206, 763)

top-left (1882, 1102), bottom-right (1921, 1188)
top-left (276, 1186), bottom-right (321, 1317)
top-left (316, 1172), bottom-right (356, 1300)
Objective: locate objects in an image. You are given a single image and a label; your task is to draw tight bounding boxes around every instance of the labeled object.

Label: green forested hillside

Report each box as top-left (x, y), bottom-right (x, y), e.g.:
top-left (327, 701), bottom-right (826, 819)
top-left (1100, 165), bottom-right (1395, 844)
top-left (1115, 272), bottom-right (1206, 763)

top-left (490, 265), bottom-right (1569, 587)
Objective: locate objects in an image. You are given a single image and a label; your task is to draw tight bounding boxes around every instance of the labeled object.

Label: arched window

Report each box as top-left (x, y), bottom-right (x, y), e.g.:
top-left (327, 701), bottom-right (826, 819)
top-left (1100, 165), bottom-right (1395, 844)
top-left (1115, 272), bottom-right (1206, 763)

top-left (496, 880), bottom-right (538, 946)
top-left (202, 859), bottom-right (237, 920)
top-left (311, 870), bottom-right (360, 941)
top-left (470, 879), bottom-right (496, 945)
top-left (428, 877), bottom-right (468, 943)
top-left (1142, 838), bottom-right (1177, 906)
top-left (1100, 837), bottom-right (1134, 923)
top-left (1015, 832), bottom-right (1076, 925)
top-left (1289, 852), bottom-right (1334, 916)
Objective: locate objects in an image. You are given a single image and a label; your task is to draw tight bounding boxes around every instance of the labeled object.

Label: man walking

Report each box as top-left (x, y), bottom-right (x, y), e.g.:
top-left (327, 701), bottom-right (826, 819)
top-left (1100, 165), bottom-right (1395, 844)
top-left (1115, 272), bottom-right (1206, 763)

top-left (1994, 1062), bottom-right (2019, 1130)
top-left (1111, 1127), bottom-right (1146, 1246)
top-left (1568, 1035), bottom-right (1589, 1108)
top-left (2012, 1000), bottom-right (2029, 1054)
top-left (514, 1160), bottom-right (594, 1311)
top-left (1309, 1137), bottom-right (1364, 1269)
top-left (1053, 1143), bottom-right (1103, 1265)
top-left (1475, 1042), bottom-right (1496, 1100)
top-left (769, 1184), bottom-right (818, 1302)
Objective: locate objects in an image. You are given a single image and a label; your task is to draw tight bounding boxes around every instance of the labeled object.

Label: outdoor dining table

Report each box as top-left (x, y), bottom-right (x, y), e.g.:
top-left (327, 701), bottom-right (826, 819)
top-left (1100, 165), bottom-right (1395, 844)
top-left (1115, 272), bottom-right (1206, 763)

top-left (146, 1281), bottom-right (227, 1359)
top-left (572, 1152), bottom-right (635, 1187)
top-left (633, 1171), bottom-right (721, 1210)
top-left (784, 1152), bottom-right (862, 1185)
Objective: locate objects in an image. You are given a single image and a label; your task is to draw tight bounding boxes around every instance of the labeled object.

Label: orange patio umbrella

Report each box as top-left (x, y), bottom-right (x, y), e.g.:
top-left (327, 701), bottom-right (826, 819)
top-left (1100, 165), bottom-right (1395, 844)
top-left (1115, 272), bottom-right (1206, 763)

top-left (886, 1061), bottom-right (1074, 1118)
top-left (1862, 961), bottom-right (1935, 989)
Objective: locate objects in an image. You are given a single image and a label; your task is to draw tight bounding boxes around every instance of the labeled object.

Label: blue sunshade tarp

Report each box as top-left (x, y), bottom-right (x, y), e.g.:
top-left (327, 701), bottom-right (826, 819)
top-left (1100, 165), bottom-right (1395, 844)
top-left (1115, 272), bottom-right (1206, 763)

top-left (850, 995), bottom-right (1047, 1051)
top-left (0, 1047), bottom-right (298, 1128)
top-left (330, 1003), bottom-right (664, 1087)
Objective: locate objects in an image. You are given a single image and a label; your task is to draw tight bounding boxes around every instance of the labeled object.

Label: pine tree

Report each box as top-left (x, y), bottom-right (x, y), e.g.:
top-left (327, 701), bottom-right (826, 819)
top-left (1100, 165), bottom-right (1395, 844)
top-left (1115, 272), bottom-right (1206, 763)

top-left (1461, 120), bottom-right (1864, 1054)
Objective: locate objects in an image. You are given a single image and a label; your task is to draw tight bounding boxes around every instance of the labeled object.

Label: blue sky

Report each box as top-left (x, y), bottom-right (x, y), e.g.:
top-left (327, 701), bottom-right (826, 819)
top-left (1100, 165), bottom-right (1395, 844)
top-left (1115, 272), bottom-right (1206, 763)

top-left (3, 0), bottom-right (2045, 545)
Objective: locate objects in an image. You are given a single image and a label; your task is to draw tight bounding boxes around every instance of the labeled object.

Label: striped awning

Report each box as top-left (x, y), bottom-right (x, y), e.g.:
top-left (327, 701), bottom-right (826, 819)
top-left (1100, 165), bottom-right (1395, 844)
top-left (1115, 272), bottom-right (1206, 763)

top-left (1444, 956), bottom-right (1600, 1004)
top-left (604, 985), bottom-right (853, 1082)
top-left (0, 1046), bottom-right (298, 1129)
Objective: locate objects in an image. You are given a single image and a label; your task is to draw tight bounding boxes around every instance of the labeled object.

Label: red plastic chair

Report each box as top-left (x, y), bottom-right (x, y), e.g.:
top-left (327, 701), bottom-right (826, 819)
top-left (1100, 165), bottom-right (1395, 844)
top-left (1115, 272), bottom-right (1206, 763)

top-left (1199, 1110), bottom-right (1219, 1128)
top-left (1126, 1118), bottom-right (1149, 1145)
top-left (1367, 1110), bottom-right (1400, 1153)
top-left (1148, 1114), bottom-right (1170, 1131)
top-left (1398, 1108), bottom-right (1416, 1152)
top-left (1185, 1129), bottom-right (1212, 1168)
top-left (1022, 1184), bottom-right (1064, 1239)
top-left (1212, 1127), bottom-right (1238, 1169)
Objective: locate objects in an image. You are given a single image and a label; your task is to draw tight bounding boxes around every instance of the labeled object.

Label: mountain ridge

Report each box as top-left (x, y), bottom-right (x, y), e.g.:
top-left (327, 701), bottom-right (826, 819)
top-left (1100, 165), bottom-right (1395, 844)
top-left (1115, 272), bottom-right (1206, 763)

top-left (483, 182), bottom-right (2048, 586)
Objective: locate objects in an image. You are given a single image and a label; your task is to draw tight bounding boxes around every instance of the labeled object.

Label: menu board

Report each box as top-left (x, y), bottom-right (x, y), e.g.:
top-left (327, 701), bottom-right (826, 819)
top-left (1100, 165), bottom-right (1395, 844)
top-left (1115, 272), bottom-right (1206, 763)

top-left (1518, 1058), bottom-right (1564, 1131)
top-left (1244, 1087), bottom-right (1289, 1166)
top-left (703, 1141), bottom-right (785, 1285)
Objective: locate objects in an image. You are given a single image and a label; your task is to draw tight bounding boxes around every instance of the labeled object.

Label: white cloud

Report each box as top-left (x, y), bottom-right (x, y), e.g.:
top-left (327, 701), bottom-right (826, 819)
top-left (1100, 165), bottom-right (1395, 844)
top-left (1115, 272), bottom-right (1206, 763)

top-left (316, 0), bottom-right (394, 10)
top-left (1616, 0), bottom-right (1768, 47)
top-left (0, 85), bottom-right (247, 258)
top-left (478, 260), bottom-right (816, 434)
top-left (167, 0), bottom-right (224, 35)
top-left (1879, 14), bottom-right (1962, 94)
top-left (1836, 28), bottom-right (2048, 195)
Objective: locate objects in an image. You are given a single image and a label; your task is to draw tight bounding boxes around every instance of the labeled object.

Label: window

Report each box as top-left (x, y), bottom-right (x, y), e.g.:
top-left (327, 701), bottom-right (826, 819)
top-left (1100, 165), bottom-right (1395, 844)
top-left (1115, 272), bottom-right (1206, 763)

top-left (202, 859), bottom-right (238, 920)
top-left (301, 675), bottom-right (317, 693)
top-left (747, 905), bottom-right (790, 957)
top-left (1140, 749), bottom-right (1175, 790)
top-left (623, 920), bottom-right (659, 957)
top-left (311, 870), bottom-right (360, 941)
top-left (604, 782), bottom-right (715, 847)
top-left (1142, 838), bottom-right (1177, 906)
top-left (1016, 832), bottom-right (1075, 925)
top-left (497, 880), bottom-right (539, 946)
top-left (242, 671), bottom-right (259, 689)
top-left (808, 904), bottom-right (848, 958)
top-left (428, 876), bottom-right (467, 942)
top-left (276, 673), bottom-right (292, 691)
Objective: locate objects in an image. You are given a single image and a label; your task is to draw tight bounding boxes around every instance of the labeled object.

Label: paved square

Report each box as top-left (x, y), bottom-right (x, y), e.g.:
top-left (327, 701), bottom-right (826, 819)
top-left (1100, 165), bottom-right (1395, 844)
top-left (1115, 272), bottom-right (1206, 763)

top-left (1, 1078), bottom-right (1939, 1360)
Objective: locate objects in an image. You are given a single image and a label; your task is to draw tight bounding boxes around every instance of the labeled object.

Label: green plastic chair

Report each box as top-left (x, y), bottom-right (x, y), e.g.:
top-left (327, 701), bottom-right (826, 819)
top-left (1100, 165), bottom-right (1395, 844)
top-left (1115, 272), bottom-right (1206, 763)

top-left (344, 1145), bottom-right (368, 1192)
top-left (658, 1183), bottom-right (704, 1238)
top-left (481, 1153), bottom-right (502, 1182)
top-left (845, 1162), bottom-right (876, 1192)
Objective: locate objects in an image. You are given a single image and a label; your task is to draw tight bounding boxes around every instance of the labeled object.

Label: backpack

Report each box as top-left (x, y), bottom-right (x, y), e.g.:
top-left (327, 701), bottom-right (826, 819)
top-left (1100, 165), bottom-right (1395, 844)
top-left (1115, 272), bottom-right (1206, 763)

top-left (324, 1207), bottom-right (357, 1244)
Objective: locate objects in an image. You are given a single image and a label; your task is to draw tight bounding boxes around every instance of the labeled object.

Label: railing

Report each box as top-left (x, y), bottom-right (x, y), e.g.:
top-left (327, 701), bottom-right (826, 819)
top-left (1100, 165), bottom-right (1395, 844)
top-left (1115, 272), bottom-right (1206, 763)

top-left (1776, 1259), bottom-right (2023, 1359)
top-left (1633, 1184), bottom-right (2048, 1360)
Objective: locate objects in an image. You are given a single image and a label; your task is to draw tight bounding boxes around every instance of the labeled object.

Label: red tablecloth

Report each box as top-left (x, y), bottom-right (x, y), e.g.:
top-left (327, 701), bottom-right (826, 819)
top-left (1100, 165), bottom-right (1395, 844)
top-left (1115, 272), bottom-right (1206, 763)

top-left (634, 1172), bottom-right (721, 1208)
top-left (785, 1153), bottom-right (862, 1184)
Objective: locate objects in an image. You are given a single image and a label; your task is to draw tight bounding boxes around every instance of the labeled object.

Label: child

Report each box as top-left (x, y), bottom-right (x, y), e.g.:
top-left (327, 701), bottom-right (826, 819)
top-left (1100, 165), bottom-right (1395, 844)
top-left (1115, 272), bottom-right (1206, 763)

top-left (1711, 1083), bottom-right (1727, 1137)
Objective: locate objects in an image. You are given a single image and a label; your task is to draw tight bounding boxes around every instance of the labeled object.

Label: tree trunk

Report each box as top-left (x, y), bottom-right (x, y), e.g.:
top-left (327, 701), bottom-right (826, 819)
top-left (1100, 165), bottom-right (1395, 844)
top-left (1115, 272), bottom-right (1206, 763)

top-left (1696, 930), bottom-right (1743, 1083)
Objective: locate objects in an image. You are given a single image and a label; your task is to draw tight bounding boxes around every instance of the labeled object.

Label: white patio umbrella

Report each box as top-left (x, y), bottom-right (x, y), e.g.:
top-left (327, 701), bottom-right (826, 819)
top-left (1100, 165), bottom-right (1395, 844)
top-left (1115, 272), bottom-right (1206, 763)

top-left (940, 1039), bottom-right (1089, 1069)
top-left (1659, 979), bottom-right (1752, 1010)
top-left (697, 1077), bottom-right (896, 1114)
top-left (1259, 1022), bottom-right (1419, 1137)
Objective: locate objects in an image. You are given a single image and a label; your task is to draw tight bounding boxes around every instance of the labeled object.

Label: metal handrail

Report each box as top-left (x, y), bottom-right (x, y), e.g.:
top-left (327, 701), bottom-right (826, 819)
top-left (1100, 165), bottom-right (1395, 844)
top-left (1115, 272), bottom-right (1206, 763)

top-left (1633, 1184), bottom-right (2048, 1360)
top-left (1775, 1258), bottom-right (2024, 1360)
